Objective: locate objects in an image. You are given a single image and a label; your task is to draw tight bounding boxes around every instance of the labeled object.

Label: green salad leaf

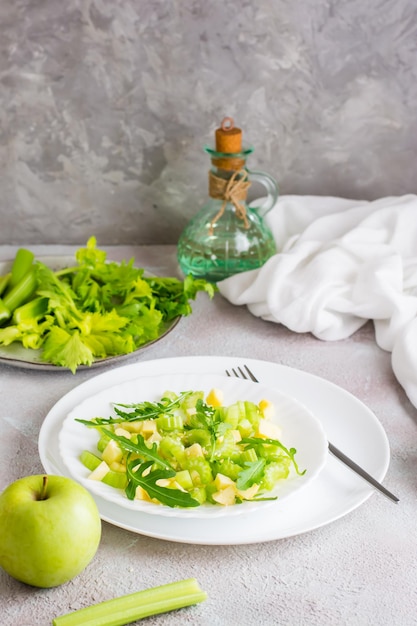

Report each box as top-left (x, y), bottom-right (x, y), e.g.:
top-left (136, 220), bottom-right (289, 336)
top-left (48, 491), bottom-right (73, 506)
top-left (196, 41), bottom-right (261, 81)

top-left (240, 437), bottom-right (307, 476)
top-left (0, 237), bottom-right (216, 372)
top-left (113, 391), bottom-right (195, 422)
top-left (99, 429), bottom-right (200, 507)
top-left (125, 459), bottom-right (200, 508)
top-left (236, 459), bottom-right (267, 490)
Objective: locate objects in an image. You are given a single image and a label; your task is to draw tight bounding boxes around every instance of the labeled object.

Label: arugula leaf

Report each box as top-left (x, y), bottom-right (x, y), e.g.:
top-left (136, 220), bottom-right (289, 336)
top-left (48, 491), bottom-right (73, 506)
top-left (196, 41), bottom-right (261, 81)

top-left (236, 459), bottom-right (266, 490)
top-left (75, 392), bottom-right (194, 427)
top-left (125, 459), bottom-right (200, 508)
top-left (187, 400), bottom-right (226, 461)
top-left (99, 429), bottom-right (174, 470)
top-left (113, 391), bottom-right (194, 422)
top-left (241, 437), bottom-right (306, 476)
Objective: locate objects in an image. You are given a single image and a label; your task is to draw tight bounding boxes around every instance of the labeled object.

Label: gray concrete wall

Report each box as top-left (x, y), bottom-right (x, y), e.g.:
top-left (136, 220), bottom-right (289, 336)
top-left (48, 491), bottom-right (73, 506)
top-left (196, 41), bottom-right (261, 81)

top-left (1, 0), bottom-right (416, 245)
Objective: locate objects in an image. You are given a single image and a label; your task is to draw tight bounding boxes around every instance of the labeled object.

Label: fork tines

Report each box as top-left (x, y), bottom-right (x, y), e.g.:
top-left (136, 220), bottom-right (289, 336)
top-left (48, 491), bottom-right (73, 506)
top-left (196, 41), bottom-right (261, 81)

top-left (226, 365), bottom-right (258, 382)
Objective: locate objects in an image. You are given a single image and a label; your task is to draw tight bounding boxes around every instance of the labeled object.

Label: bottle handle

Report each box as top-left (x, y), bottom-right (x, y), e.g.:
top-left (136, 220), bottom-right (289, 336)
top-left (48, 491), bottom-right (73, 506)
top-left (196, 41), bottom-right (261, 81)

top-left (246, 169), bottom-right (279, 216)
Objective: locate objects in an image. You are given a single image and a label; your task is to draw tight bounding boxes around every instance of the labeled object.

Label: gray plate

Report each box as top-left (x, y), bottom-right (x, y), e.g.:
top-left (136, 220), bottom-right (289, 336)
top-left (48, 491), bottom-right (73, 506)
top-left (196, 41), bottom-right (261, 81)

top-left (0, 255), bottom-right (181, 372)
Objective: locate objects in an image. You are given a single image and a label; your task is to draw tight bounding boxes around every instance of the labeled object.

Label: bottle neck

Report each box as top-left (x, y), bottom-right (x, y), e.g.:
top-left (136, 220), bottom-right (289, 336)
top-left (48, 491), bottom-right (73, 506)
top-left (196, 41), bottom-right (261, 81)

top-left (210, 163), bottom-right (247, 180)
top-left (204, 145), bottom-right (254, 175)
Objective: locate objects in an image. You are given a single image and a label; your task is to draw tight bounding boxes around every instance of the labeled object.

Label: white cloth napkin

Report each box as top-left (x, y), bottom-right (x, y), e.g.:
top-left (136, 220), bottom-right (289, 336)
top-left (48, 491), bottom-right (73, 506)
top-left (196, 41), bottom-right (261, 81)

top-left (218, 194), bottom-right (417, 409)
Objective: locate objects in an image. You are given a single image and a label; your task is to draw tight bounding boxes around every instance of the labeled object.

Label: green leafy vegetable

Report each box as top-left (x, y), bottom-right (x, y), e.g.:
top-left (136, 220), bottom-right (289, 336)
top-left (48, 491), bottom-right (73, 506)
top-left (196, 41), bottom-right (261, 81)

top-left (97, 429), bottom-right (199, 507)
top-left (101, 429), bottom-right (173, 470)
top-left (126, 459), bottom-right (200, 508)
top-left (0, 237), bottom-right (216, 372)
top-left (236, 459), bottom-right (267, 490)
top-left (240, 437), bottom-right (307, 476)
top-left (114, 391), bottom-right (195, 422)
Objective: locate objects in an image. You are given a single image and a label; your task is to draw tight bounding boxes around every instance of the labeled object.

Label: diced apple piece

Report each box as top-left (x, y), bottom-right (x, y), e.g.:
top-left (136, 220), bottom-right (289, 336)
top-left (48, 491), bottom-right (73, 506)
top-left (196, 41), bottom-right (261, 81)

top-left (135, 485), bottom-right (152, 501)
top-left (120, 421), bottom-right (143, 433)
top-left (109, 461), bottom-right (126, 473)
top-left (256, 418), bottom-right (282, 439)
top-left (88, 460), bottom-right (110, 481)
top-left (259, 399), bottom-right (275, 420)
top-left (190, 470), bottom-right (201, 485)
top-left (146, 431), bottom-right (163, 443)
top-left (114, 427), bottom-right (131, 439)
top-left (237, 484), bottom-right (259, 500)
top-left (212, 486), bottom-right (236, 506)
top-left (185, 443), bottom-right (204, 458)
top-left (171, 480), bottom-right (187, 492)
top-left (102, 439), bottom-right (123, 465)
top-left (156, 476), bottom-right (186, 491)
top-left (141, 420), bottom-right (157, 436)
top-left (214, 473), bottom-right (235, 490)
top-left (156, 478), bottom-right (172, 488)
top-left (206, 388), bottom-right (224, 407)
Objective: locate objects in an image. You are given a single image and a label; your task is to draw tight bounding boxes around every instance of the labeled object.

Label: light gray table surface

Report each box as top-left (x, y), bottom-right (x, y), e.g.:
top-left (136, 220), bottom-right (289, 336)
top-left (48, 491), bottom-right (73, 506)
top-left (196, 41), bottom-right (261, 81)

top-left (0, 245), bottom-right (415, 626)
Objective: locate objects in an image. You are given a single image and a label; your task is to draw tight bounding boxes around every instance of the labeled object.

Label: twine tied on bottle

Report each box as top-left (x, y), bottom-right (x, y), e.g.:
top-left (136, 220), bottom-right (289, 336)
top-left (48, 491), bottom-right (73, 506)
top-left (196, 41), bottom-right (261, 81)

top-left (208, 169), bottom-right (251, 235)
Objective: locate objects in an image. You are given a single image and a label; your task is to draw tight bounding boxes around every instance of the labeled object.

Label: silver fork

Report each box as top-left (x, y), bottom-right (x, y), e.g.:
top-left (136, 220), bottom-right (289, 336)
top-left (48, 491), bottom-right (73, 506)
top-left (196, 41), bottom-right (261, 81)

top-left (226, 364), bottom-right (399, 504)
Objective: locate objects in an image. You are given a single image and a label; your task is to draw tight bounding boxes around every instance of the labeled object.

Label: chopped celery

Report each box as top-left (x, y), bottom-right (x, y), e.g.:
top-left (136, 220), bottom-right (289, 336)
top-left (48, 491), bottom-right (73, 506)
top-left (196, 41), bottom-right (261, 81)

top-left (97, 434), bottom-right (111, 453)
top-left (182, 391), bottom-right (204, 407)
top-left (174, 469), bottom-right (194, 491)
top-left (212, 430), bottom-right (239, 460)
top-left (237, 418), bottom-right (253, 438)
top-left (183, 428), bottom-right (211, 448)
top-left (184, 457), bottom-right (213, 485)
top-left (80, 450), bottom-right (102, 472)
top-left (156, 413), bottom-right (184, 431)
top-left (158, 436), bottom-right (186, 466)
top-left (240, 447), bottom-right (258, 464)
top-left (190, 486), bottom-right (207, 504)
top-left (260, 460), bottom-right (291, 490)
top-left (244, 401), bottom-right (261, 427)
top-left (214, 459), bottom-right (241, 481)
top-left (102, 471), bottom-right (127, 490)
top-left (52, 577), bottom-right (207, 626)
top-left (224, 404), bottom-right (240, 428)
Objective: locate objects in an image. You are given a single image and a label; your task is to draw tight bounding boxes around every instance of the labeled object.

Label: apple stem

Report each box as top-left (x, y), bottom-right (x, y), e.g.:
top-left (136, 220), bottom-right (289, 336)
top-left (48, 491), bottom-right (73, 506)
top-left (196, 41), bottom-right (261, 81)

top-left (40, 475), bottom-right (48, 500)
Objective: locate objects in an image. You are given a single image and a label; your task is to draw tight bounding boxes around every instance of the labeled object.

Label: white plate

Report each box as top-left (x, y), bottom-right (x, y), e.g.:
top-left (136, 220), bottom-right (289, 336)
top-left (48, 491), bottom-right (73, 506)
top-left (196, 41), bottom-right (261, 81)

top-left (58, 373), bottom-right (328, 518)
top-left (0, 256), bottom-right (180, 371)
top-left (39, 356), bottom-right (391, 545)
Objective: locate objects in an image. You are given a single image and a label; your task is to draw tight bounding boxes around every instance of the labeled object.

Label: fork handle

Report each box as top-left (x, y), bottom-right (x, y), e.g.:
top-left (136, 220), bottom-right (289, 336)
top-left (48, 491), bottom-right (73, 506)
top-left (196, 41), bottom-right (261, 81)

top-left (328, 443), bottom-right (399, 503)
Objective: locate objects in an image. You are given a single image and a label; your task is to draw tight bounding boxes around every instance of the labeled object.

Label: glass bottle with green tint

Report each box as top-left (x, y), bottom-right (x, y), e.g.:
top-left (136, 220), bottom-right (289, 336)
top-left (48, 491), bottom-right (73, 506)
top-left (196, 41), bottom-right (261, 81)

top-left (177, 117), bottom-right (279, 283)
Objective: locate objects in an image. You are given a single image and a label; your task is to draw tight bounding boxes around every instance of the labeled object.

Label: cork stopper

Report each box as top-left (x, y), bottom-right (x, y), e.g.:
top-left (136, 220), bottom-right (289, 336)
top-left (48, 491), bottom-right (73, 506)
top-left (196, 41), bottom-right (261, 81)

top-left (212, 117), bottom-right (245, 170)
top-left (215, 117), bottom-right (242, 153)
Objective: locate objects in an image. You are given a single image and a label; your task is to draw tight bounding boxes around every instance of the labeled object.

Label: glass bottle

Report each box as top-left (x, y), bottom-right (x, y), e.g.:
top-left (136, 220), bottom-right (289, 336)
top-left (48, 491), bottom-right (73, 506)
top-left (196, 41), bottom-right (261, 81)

top-left (177, 118), bottom-right (279, 283)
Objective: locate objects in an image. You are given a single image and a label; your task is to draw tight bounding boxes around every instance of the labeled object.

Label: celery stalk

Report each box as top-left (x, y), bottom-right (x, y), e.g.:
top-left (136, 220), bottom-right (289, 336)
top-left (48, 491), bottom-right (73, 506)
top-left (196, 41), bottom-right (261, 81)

top-left (52, 578), bottom-right (207, 626)
top-left (8, 248), bottom-right (34, 289)
top-left (0, 273), bottom-right (10, 296)
top-left (12, 296), bottom-right (48, 324)
top-left (0, 301), bottom-right (10, 324)
top-left (2, 268), bottom-right (37, 312)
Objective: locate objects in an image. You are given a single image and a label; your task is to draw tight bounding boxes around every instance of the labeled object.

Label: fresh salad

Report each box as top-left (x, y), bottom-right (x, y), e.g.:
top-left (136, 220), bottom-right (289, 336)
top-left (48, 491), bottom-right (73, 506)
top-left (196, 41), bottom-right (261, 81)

top-left (76, 387), bottom-right (306, 508)
top-left (0, 237), bottom-right (215, 372)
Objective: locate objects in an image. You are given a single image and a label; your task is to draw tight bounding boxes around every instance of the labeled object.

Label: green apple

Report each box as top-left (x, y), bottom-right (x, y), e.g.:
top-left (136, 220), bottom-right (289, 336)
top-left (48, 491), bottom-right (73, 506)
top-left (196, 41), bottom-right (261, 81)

top-left (0, 474), bottom-right (101, 588)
